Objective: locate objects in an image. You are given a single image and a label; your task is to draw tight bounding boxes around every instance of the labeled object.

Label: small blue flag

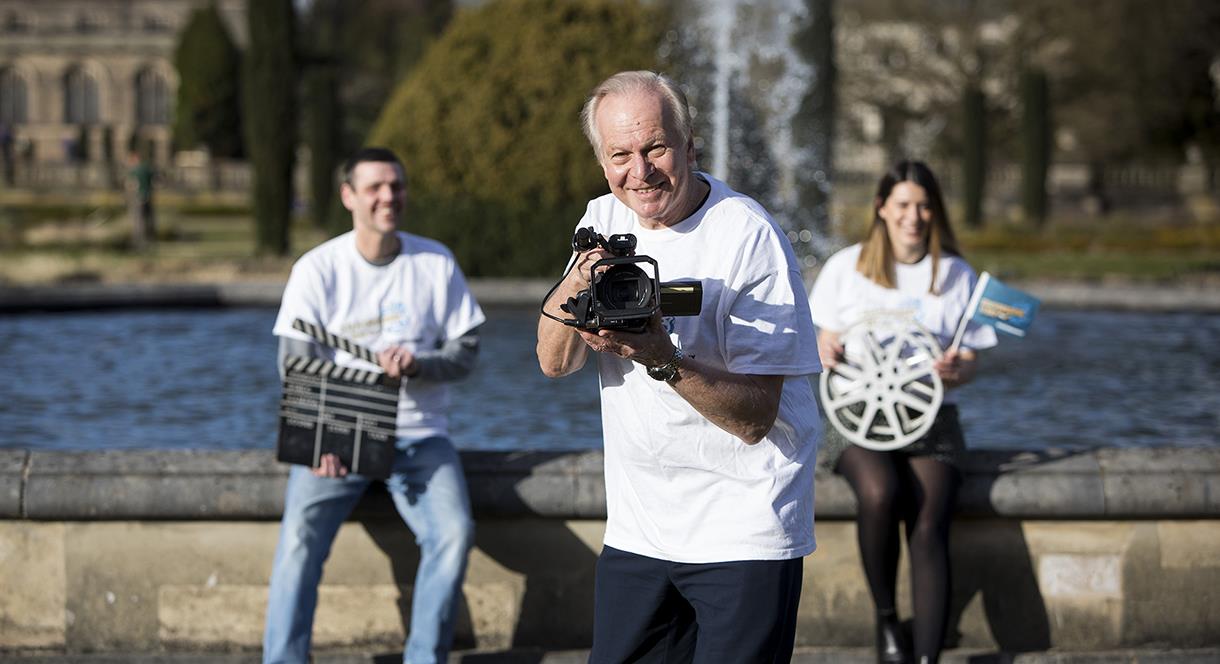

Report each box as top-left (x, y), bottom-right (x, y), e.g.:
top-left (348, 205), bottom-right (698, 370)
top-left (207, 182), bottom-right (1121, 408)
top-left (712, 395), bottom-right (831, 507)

top-left (950, 272), bottom-right (1040, 348)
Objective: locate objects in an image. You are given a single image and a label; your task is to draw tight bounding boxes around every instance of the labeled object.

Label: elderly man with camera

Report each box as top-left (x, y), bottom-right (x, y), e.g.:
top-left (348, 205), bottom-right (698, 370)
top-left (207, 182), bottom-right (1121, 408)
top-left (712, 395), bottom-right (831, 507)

top-left (536, 70), bottom-right (823, 662)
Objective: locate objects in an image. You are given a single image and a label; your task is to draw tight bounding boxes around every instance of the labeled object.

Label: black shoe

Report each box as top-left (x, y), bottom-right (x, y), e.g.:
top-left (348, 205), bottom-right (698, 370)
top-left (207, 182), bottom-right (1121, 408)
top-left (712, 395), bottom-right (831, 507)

top-left (875, 609), bottom-right (912, 664)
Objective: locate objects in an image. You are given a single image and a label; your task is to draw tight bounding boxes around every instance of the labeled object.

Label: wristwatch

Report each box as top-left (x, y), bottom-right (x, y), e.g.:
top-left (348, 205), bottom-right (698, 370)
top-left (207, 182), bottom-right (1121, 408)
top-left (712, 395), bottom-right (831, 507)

top-left (646, 347), bottom-right (685, 383)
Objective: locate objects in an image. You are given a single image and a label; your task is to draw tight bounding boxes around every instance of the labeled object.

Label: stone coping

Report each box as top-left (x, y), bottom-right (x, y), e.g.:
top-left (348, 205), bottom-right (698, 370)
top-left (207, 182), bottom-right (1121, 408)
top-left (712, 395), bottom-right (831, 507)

top-left (2, 278), bottom-right (1220, 312)
top-left (1, 447), bottom-right (1216, 521)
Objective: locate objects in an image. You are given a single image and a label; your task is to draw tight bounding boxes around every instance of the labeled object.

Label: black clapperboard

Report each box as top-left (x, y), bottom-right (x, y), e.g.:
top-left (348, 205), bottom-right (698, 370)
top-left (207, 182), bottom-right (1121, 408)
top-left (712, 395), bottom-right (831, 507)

top-left (276, 319), bottom-right (401, 479)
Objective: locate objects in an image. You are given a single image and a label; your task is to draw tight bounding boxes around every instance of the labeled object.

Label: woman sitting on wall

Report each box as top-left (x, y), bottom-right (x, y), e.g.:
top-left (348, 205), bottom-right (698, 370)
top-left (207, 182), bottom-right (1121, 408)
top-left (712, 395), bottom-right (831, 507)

top-left (808, 160), bottom-right (996, 664)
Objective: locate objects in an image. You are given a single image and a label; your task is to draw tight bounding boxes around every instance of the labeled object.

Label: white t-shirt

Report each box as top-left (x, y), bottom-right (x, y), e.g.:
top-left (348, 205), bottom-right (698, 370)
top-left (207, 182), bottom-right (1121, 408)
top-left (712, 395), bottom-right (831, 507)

top-left (576, 173), bottom-right (823, 564)
top-left (808, 243), bottom-right (997, 402)
top-left (273, 230), bottom-right (485, 443)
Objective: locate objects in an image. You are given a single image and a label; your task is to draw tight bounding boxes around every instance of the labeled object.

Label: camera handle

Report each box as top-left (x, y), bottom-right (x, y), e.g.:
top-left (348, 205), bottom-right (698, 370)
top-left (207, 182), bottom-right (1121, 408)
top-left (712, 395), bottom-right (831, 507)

top-left (559, 291), bottom-right (593, 326)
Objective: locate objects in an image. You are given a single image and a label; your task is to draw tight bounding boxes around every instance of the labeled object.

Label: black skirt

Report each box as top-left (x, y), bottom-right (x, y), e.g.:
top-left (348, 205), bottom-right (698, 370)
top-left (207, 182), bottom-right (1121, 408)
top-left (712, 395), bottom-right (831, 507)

top-left (819, 404), bottom-right (967, 470)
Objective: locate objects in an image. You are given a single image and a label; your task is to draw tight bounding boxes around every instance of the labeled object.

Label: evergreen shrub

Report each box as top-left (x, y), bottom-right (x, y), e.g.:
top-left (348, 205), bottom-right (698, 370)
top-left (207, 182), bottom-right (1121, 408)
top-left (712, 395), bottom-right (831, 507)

top-left (369, 0), bottom-right (664, 276)
top-left (173, 4), bottom-right (243, 158)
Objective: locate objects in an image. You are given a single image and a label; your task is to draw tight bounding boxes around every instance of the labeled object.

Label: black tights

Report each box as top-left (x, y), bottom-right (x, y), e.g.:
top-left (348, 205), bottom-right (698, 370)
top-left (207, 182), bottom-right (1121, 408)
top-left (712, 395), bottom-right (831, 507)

top-left (838, 446), bottom-right (960, 662)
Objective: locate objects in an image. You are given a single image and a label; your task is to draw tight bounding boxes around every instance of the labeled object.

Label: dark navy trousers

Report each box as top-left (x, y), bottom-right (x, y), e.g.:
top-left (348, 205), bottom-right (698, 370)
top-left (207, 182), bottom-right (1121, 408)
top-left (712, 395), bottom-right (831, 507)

top-left (589, 546), bottom-right (804, 664)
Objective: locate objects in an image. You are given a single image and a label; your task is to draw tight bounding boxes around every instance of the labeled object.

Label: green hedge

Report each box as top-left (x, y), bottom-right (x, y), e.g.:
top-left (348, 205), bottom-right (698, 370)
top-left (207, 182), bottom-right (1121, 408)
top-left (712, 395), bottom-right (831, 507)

top-left (369, 0), bottom-right (665, 276)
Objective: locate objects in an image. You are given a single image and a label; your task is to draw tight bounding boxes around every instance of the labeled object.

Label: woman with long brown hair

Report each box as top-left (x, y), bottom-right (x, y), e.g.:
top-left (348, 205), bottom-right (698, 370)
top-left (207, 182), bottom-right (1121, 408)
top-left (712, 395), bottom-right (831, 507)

top-left (809, 160), bottom-right (996, 664)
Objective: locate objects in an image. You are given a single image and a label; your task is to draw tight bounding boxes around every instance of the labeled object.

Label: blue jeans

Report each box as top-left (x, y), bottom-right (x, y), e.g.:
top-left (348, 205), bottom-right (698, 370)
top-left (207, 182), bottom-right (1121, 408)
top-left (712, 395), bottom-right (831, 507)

top-left (263, 436), bottom-right (474, 664)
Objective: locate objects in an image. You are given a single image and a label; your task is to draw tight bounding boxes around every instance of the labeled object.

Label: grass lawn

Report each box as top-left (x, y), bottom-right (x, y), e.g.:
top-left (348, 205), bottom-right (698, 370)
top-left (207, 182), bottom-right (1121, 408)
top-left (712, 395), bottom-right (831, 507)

top-left (969, 250), bottom-right (1220, 282)
top-left (0, 207), bottom-right (331, 286)
top-left (956, 217), bottom-right (1220, 282)
top-left (2, 201), bottom-right (1219, 286)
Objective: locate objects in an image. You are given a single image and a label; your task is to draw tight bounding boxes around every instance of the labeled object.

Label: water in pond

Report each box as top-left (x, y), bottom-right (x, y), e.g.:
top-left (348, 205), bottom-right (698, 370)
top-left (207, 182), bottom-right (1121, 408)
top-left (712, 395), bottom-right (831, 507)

top-left (0, 307), bottom-right (1216, 451)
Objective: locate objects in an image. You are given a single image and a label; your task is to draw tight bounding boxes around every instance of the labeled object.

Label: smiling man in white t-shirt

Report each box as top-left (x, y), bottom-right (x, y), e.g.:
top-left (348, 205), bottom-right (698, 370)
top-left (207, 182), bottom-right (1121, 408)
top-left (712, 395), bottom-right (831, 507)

top-left (263, 147), bottom-right (484, 664)
top-left (537, 71), bottom-right (822, 663)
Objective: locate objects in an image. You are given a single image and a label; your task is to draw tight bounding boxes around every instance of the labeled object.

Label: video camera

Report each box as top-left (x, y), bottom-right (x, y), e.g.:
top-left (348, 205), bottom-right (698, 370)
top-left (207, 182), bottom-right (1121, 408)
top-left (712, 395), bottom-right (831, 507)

top-left (558, 227), bottom-right (702, 332)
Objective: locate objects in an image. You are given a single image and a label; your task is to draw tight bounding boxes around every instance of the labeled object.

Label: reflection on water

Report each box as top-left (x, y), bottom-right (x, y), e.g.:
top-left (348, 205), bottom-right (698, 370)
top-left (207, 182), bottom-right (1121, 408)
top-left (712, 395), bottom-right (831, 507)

top-left (952, 309), bottom-right (1220, 448)
top-left (0, 307), bottom-right (601, 452)
top-left (0, 307), bottom-right (1216, 451)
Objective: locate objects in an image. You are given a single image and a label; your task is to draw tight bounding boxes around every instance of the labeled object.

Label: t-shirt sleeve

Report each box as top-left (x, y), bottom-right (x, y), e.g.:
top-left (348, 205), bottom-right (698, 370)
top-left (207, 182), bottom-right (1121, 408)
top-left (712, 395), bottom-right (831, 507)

top-left (272, 257), bottom-right (327, 343)
top-left (807, 249), bottom-right (848, 332)
top-left (436, 256), bottom-right (486, 341)
top-left (720, 226), bottom-right (821, 376)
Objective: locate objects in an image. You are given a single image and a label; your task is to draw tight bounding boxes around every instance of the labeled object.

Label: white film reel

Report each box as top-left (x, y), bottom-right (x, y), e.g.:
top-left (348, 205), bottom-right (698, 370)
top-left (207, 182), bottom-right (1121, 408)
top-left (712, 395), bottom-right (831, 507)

top-left (819, 312), bottom-right (945, 451)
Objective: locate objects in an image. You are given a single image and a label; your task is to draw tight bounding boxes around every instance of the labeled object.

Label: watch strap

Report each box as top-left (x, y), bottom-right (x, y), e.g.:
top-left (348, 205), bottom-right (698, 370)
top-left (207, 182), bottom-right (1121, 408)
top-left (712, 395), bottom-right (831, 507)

top-left (646, 347), bottom-right (685, 382)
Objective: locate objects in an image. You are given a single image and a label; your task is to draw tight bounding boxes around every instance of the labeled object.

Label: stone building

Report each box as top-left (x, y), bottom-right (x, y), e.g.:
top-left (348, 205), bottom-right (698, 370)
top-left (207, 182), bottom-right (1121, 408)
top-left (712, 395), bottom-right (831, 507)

top-left (0, 0), bottom-right (245, 168)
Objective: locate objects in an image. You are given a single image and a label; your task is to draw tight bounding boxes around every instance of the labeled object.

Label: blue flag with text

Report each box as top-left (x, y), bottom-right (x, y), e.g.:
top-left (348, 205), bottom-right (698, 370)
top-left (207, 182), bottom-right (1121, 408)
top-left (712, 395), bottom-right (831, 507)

top-left (950, 272), bottom-right (1040, 349)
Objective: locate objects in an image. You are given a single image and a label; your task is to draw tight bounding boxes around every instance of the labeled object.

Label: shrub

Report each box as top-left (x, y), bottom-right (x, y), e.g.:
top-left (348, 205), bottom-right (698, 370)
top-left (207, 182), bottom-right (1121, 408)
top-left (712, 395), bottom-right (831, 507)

top-left (369, 0), bottom-right (664, 276)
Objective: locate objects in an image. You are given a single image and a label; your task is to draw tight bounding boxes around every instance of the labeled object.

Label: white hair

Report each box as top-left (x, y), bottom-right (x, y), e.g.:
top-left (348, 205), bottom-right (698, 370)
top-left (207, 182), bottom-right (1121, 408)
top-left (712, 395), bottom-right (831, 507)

top-left (579, 70), bottom-right (693, 163)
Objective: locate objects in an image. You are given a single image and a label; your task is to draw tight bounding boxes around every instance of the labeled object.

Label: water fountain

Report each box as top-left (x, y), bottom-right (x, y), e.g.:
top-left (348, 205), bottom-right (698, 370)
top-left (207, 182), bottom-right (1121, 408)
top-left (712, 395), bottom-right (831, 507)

top-left (661, 0), bottom-right (837, 268)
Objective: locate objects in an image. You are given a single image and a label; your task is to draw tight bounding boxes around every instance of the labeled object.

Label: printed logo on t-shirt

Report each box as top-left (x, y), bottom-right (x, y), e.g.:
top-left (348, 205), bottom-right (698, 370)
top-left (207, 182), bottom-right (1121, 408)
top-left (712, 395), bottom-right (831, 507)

top-left (379, 302), bottom-right (412, 335)
top-left (337, 302), bottom-right (422, 345)
top-left (339, 316), bottom-right (384, 341)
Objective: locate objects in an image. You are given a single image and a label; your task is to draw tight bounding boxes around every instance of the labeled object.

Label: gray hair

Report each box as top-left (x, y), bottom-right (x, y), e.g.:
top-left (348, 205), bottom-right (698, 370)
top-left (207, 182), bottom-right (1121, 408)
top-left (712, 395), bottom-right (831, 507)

top-left (580, 70), bottom-right (693, 163)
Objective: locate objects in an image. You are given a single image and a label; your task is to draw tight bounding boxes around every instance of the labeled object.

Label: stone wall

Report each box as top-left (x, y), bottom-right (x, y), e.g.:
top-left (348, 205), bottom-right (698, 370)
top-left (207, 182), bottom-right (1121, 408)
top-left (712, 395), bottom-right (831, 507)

top-left (1, 447), bottom-right (1218, 654)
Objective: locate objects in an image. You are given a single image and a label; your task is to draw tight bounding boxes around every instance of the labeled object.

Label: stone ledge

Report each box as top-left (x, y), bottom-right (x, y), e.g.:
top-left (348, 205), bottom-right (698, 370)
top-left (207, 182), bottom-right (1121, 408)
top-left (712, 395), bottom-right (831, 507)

top-left (2, 447), bottom-right (1217, 521)
top-left (1018, 279), bottom-right (1220, 312)
top-left (0, 450), bottom-right (26, 517)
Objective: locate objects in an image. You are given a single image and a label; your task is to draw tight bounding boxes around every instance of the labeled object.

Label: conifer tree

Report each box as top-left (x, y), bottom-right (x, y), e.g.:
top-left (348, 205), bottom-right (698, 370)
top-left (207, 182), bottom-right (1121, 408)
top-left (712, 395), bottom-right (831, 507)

top-left (173, 4), bottom-right (243, 157)
top-left (961, 84), bottom-right (986, 228)
top-left (1020, 67), bottom-right (1051, 226)
top-left (301, 0), bottom-right (342, 235)
top-left (304, 66), bottom-right (341, 234)
top-left (243, 0), bottom-right (296, 256)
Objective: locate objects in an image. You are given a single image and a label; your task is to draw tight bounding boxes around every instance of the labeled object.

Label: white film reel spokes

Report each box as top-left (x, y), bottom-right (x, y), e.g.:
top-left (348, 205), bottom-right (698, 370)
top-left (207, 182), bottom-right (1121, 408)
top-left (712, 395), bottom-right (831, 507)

top-left (819, 312), bottom-right (944, 451)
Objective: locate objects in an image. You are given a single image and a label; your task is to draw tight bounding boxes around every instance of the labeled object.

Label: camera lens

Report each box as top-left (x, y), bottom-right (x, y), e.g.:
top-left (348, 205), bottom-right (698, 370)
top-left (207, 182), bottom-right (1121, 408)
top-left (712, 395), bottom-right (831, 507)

top-left (595, 265), bottom-right (653, 310)
top-left (609, 280), bottom-right (640, 303)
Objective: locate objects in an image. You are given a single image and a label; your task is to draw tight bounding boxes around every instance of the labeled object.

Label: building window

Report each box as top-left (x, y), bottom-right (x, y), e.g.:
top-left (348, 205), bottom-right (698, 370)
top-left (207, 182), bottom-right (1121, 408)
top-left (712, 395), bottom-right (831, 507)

top-left (75, 13), bottom-right (103, 33)
top-left (63, 66), bottom-right (99, 124)
top-left (142, 14), bottom-right (170, 32)
top-left (3, 11), bottom-right (31, 33)
top-left (135, 69), bottom-right (169, 125)
top-left (0, 68), bottom-right (28, 124)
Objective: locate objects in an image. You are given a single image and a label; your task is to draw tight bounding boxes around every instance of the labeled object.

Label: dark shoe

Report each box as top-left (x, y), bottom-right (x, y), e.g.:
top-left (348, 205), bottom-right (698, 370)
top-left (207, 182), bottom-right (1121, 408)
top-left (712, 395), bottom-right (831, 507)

top-left (876, 609), bottom-right (912, 664)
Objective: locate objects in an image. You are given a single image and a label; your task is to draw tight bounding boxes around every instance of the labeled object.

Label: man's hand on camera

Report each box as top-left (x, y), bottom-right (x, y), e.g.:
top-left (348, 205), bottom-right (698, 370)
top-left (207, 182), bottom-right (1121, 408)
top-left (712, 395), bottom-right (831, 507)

top-left (576, 313), bottom-right (674, 367)
top-left (567, 248), bottom-right (615, 290)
